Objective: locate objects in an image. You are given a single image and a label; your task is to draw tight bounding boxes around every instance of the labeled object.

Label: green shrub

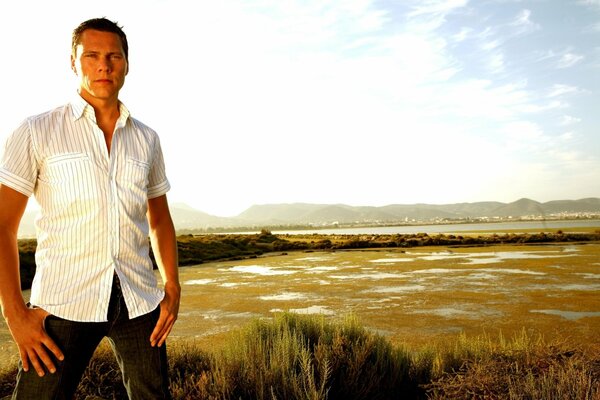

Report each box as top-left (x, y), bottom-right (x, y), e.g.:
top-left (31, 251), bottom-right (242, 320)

top-left (212, 313), bottom-right (418, 400)
top-left (1, 312), bottom-right (598, 399)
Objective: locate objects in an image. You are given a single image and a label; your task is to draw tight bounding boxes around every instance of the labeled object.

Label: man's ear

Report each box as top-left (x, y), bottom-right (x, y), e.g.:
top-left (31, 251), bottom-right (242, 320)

top-left (70, 55), bottom-right (77, 74)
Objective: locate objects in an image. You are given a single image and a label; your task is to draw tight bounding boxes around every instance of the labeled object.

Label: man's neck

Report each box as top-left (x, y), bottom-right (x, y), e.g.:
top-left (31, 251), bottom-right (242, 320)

top-left (78, 90), bottom-right (120, 121)
top-left (78, 90), bottom-right (121, 152)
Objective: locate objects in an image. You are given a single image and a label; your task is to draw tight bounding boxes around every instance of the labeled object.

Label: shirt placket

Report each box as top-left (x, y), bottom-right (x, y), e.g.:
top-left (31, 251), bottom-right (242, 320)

top-left (87, 115), bottom-right (121, 320)
top-left (89, 114), bottom-right (121, 272)
top-left (108, 135), bottom-right (121, 269)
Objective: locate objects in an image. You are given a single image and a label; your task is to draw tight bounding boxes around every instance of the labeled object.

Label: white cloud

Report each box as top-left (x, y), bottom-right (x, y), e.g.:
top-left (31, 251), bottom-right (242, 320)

top-left (407, 0), bottom-right (468, 17)
top-left (405, 0), bottom-right (469, 33)
top-left (481, 39), bottom-right (502, 51)
top-left (520, 100), bottom-right (567, 114)
top-left (505, 121), bottom-right (545, 144)
top-left (452, 27), bottom-right (473, 42)
top-left (547, 84), bottom-right (579, 98)
top-left (510, 9), bottom-right (540, 34)
top-left (559, 115), bottom-right (582, 126)
top-left (557, 52), bottom-right (585, 68)
top-left (578, 0), bottom-right (600, 7)
top-left (559, 132), bottom-right (575, 141)
top-left (473, 9), bottom-right (539, 76)
top-left (534, 49), bottom-right (586, 70)
top-left (487, 52), bottom-right (506, 73)
top-left (450, 80), bottom-right (536, 118)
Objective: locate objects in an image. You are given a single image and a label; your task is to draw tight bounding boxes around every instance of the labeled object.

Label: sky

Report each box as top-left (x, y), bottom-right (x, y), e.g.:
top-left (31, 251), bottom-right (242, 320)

top-left (0, 0), bottom-right (599, 217)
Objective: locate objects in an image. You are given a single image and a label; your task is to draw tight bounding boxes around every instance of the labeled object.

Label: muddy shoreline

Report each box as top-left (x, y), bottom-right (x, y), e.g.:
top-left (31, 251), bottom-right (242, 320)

top-left (17, 230), bottom-right (600, 290)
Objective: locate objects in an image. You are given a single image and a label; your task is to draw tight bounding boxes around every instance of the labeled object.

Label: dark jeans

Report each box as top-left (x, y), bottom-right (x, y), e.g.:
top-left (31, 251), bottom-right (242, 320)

top-left (12, 276), bottom-right (171, 400)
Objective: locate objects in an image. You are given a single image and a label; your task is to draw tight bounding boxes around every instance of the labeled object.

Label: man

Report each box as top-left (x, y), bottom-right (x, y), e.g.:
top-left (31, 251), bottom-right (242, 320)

top-left (0, 17), bottom-right (180, 399)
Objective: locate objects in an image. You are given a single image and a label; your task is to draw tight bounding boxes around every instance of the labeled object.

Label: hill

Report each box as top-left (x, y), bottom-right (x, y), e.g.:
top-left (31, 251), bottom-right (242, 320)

top-left (231, 198), bottom-right (600, 228)
top-left (17, 197), bottom-right (600, 237)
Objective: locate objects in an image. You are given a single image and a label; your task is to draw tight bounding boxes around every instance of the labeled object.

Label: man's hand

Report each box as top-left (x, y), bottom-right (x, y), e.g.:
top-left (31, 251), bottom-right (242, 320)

top-left (147, 194), bottom-right (179, 348)
top-left (5, 307), bottom-right (64, 376)
top-left (150, 281), bottom-right (180, 347)
top-left (0, 185), bottom-right (63, 376)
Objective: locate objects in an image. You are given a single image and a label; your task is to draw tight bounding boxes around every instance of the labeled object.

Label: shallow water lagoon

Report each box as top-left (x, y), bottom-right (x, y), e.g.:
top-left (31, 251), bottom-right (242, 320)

top-left (175, 243), bottom-right (600, 348)
top-left (1, 243), bottom-right (598, 365)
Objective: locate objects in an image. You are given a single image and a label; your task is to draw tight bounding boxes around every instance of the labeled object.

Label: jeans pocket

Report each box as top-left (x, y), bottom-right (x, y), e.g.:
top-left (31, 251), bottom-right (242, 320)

top-left (43, 314), bottom-right (61, 329)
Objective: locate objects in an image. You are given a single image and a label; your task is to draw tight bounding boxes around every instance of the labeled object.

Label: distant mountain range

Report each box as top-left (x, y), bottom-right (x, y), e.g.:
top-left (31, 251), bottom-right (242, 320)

top-left (17, 198), bottom-right (600, 237)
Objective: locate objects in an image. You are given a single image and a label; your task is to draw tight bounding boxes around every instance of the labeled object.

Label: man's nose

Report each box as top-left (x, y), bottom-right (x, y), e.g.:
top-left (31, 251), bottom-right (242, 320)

top-left (98, 56), bottom-right (113, 72)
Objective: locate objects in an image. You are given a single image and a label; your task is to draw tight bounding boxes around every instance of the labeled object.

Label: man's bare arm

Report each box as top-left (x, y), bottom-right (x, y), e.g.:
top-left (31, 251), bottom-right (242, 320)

top-left (147, 194), bottom-right (180, 347)
top-left (0, 184), bottom-right (63, 376)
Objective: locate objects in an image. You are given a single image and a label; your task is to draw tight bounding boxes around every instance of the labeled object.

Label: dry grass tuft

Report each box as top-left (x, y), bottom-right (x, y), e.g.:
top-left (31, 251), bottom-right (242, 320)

top-left (0, 315), bottom-right (598, 399)
top-left (425, 332), bottom-right (600, 399)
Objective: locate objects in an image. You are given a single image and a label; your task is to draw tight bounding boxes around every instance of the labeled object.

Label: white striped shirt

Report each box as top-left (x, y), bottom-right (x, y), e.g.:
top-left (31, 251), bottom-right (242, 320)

top-left (0, 94), bottom-right (171, 322)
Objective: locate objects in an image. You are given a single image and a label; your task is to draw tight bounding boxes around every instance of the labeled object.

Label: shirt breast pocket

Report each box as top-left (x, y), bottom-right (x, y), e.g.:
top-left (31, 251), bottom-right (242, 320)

top-left (42, 153), bottom-right (97, 203)
top-left (125, 158), bottom-right (151, 189)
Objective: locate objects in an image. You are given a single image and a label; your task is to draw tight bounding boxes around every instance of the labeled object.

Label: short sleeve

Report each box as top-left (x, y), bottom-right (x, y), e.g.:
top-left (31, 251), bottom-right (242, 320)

top-left (147, 136), bottom-right (170, 199)
top-left (0, 120), bottom-right (38, 197)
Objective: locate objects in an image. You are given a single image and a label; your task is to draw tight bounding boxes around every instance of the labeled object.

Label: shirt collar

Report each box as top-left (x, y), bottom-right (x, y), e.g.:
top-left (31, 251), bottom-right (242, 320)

top-left (70, 93), bottom-right (88, 120)
top-left (70, 92), bottom-right (131, 128)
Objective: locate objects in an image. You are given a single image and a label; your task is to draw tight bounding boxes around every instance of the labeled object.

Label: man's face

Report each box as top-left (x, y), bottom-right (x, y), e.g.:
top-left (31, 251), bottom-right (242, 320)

top-left (71, 29), bottom-right (128, 104)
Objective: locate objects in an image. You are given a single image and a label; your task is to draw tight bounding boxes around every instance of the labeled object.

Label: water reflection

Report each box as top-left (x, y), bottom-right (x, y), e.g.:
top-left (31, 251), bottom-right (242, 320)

top-left (286, 305), bottom-right (335, 315)
top-left (229, 265), bottom-right (298, 275)
top-left (365, 285), bottom-right (426, 294)
top-left (370, 258), bottom-right (413, 263)
top-left (410, 307), bottom-right (503, 319)
top-left (185, 279), bottom-right (217, 285)
top-left (530, 310), bottom-right (600, 320)
top-left (172, 245), bottom-right (599, 340)
top-left (260, 292), bottom-right (311, 301)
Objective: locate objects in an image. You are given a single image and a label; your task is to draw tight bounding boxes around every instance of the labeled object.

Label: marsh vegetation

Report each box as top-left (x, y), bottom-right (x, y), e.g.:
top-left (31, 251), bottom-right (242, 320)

top-left (1, 313), bottom-right (598, 399)
top-left (3, 229), bottom-right (599, 398)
